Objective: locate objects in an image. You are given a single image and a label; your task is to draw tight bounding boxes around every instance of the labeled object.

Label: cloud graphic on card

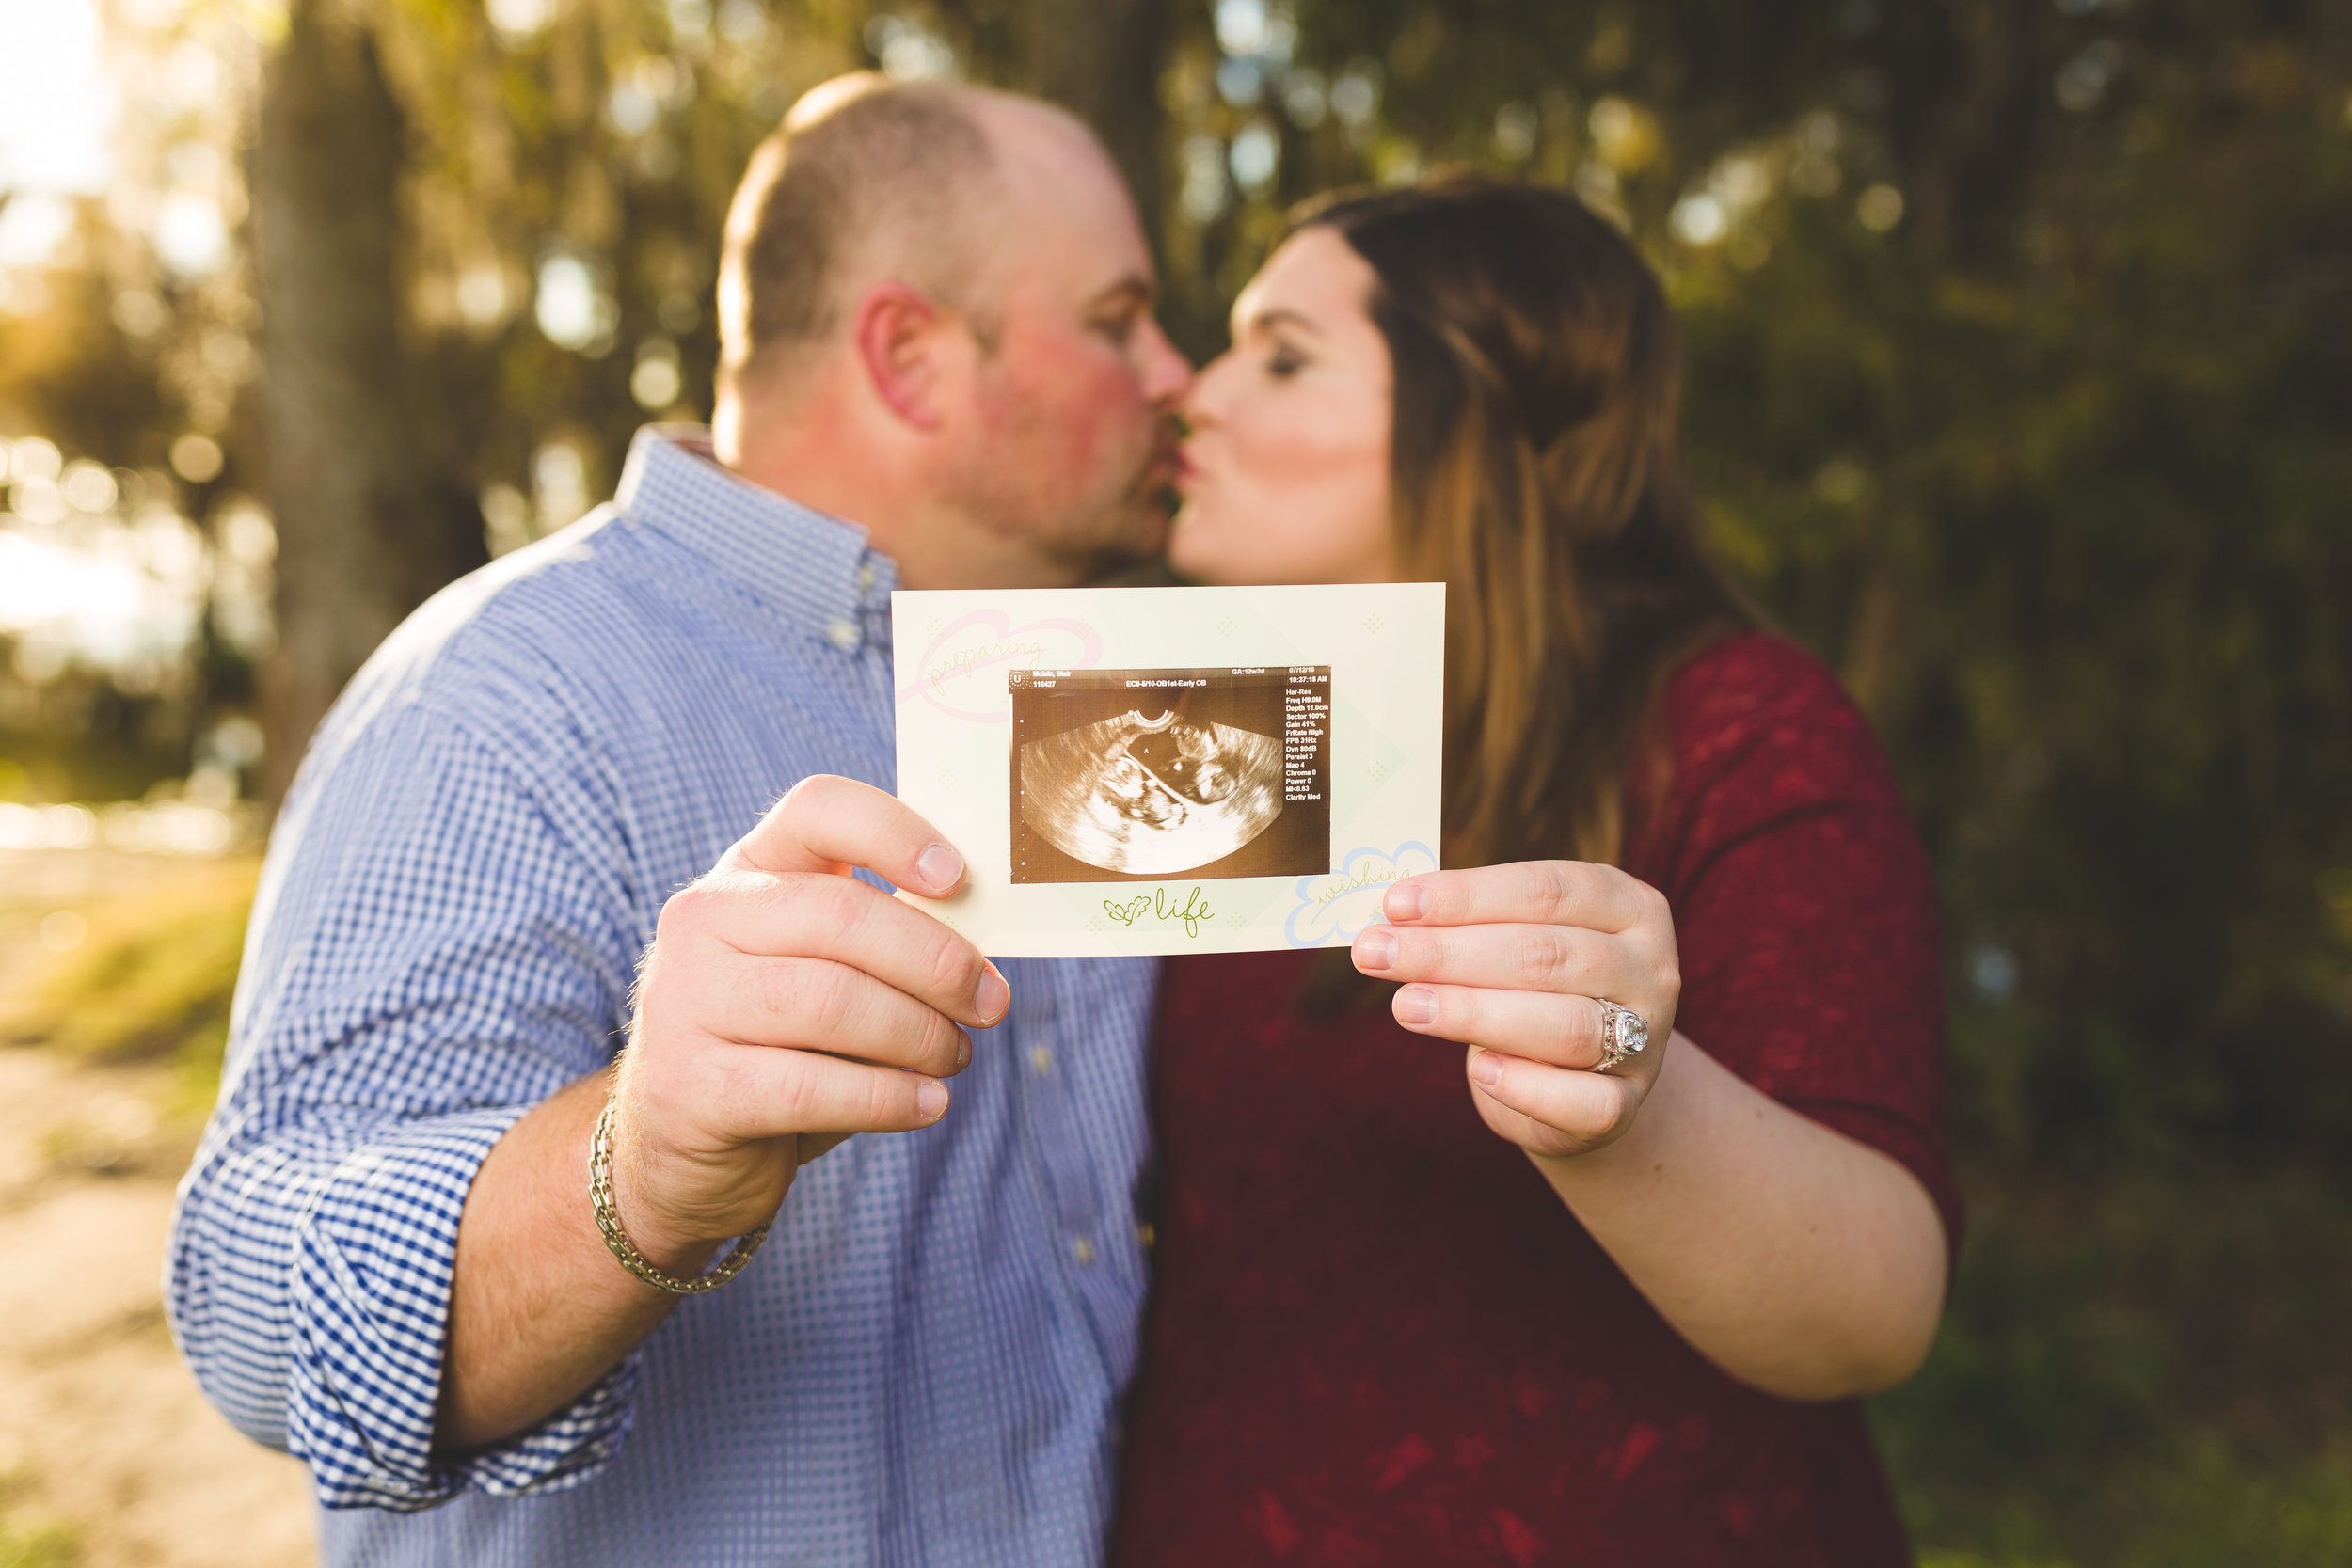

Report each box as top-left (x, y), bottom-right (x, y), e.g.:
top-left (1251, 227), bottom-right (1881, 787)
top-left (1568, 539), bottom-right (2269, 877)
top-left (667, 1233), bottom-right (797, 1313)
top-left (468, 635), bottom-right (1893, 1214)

top-left (1285, 841), bottom-right (1439, 948)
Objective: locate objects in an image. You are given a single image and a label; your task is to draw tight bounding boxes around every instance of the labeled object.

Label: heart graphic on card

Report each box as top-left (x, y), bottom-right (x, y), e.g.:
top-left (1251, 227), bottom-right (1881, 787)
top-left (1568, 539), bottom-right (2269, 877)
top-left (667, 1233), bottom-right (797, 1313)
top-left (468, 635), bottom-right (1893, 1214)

top-left (898, 609), bottom-right (1104, 721)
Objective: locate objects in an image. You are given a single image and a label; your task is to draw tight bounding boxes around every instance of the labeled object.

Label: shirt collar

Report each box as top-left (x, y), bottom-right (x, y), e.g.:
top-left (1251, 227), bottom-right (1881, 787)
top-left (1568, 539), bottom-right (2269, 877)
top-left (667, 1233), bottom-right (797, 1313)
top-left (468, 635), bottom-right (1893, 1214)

top-left (614, 425), bottom-right (898, 652)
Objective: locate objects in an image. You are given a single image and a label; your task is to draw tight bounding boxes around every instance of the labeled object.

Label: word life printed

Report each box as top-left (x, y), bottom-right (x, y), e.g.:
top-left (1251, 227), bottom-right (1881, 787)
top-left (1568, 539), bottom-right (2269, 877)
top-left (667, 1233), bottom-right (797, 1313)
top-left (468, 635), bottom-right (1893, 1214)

top-left (1104, 885), bottom-right (1215, 938)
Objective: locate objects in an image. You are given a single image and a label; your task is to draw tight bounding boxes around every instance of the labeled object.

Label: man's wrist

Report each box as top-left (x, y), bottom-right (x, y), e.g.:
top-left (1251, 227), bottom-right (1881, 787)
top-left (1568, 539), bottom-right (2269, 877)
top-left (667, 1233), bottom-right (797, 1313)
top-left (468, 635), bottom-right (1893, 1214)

top-left (591, 1100), bottom-right (770, 1294)
top-left (589, 1111), bottom-right (730, 1281)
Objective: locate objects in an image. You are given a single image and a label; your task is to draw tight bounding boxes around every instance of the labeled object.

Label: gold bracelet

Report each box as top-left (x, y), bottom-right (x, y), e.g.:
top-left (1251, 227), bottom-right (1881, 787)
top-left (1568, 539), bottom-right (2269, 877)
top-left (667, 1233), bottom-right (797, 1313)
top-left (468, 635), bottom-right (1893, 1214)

top-left (588, 1097), bottom-right (771, 1294)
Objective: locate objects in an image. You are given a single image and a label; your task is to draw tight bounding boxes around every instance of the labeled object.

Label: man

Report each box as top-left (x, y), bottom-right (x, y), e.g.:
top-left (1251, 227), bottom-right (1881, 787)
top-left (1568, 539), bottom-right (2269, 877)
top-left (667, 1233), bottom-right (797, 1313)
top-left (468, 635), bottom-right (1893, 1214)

top-left (167, 75), bottom-right (1190, 1565)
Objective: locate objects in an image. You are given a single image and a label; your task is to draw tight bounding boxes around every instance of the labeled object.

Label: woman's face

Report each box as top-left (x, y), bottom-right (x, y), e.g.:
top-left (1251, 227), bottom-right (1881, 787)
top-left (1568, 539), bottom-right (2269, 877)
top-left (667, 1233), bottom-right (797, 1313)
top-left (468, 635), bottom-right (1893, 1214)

top-left (1168, 228), bottom-right (1396, 586)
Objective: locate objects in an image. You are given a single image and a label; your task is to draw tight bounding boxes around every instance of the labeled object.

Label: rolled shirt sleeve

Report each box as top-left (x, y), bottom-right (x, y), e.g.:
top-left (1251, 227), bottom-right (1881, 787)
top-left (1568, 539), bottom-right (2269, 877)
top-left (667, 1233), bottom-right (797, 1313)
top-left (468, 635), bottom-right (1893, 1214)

top-left (168, 687), bottom-right (650, 1509)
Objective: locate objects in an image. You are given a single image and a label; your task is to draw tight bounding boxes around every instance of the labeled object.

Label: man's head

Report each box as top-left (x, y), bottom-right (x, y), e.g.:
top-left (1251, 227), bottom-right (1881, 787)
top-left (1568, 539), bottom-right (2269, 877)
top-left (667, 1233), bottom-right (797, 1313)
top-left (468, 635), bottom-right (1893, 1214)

top-left (713, 75), bottom-right (1190, 589)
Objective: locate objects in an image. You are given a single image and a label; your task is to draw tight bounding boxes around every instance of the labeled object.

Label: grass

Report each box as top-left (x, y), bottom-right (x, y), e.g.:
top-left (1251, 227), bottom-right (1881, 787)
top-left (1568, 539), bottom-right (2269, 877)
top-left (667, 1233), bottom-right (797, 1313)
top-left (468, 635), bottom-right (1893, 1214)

top-left (0, 856), bottom-right (258, 1116)
top-left (0, 853), bottom-right (259, 1563)
top-left (0, 1521), bottom-right (76, 1568)
top-left (0, 1472), bottom-right (74, 1568)
top-left (1908, 1445), bottom-right (2352, 1568)
top-left (8, 852), bottom-right (2352, 1563)
top-left (1877, 1157), bottom-right (2352, 1566)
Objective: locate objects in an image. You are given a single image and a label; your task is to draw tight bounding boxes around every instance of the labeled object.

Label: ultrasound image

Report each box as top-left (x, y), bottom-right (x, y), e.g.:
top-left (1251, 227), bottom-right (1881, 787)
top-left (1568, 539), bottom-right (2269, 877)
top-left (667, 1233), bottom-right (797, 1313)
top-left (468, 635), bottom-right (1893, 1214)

top-left (1019, 708), bottom-right (1285, 876)
top-left (1009, 669), bottom-right (1330, 884)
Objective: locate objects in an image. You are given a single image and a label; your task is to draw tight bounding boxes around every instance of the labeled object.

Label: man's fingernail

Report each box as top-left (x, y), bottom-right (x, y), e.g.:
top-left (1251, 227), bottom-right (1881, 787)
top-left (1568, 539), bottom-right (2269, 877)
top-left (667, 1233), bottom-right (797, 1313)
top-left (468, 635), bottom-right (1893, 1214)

top-left (915, 843), bottom-right (964, 894)
top-left (1391, 881), bottom-right (1431, 922)
top-left (917, 1080), bottom-right (949, 1121)
top-left (974, 964), bottom-right (1009, 1022)
top-left (1470, 1051), bottom-right (1502, 1090)
top-left (956, 1031), bottom-right (973, 1070)
top-left (1394, 985), bottom-right (1437, 1026)
top-left (1355, 927), bottom-right (1396, 973)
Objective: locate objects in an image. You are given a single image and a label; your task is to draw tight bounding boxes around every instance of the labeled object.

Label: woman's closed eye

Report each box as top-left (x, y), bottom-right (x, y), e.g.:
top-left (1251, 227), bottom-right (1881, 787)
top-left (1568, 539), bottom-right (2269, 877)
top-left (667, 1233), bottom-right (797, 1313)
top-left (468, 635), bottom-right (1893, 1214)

top-left (1265, 341), bottom-right (1308, 380)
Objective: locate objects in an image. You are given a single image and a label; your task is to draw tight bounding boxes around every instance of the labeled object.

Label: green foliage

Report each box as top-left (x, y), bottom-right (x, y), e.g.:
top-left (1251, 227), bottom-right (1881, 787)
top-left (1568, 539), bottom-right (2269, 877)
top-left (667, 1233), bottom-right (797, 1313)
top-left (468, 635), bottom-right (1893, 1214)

top-left (1672, 51), bottom-right (2352, 1167)
top-left (1152, 3), bottom-right (2352, 1173)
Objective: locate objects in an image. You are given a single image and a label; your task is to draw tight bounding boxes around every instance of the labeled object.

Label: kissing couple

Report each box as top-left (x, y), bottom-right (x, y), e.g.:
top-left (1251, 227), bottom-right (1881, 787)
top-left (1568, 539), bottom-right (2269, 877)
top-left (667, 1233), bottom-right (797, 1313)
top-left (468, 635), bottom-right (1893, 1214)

top-left (173, 71), bottom-right (1955, 1568)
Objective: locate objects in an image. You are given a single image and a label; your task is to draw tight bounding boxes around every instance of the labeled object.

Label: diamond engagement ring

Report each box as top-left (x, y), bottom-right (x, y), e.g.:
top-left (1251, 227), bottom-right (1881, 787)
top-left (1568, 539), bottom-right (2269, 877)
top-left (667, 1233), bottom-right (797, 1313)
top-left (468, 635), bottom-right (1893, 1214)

top-left (1593, 999), bottom-right (1650, 1073)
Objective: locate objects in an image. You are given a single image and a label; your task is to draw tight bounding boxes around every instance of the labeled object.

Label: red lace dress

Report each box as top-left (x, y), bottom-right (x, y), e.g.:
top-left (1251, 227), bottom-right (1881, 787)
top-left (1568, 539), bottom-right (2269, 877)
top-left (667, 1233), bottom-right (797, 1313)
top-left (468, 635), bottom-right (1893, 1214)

top-left (1109, 635), bottom-right (1961, 1568)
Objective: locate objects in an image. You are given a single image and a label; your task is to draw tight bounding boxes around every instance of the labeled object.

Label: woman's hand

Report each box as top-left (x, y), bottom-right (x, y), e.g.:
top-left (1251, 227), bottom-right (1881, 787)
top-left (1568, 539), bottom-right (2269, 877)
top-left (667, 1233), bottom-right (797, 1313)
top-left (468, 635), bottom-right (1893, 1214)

top-left (1350, 862), bottom-right (1681, 1159)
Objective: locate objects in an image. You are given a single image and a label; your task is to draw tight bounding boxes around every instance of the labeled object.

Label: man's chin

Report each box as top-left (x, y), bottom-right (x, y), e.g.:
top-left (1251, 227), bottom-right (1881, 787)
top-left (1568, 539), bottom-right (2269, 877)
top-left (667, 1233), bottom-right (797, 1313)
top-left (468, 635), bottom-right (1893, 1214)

top-left (989, 456), bottom-right (1183, 585)
top-left (1071, 510), bottom-right (1178, 586)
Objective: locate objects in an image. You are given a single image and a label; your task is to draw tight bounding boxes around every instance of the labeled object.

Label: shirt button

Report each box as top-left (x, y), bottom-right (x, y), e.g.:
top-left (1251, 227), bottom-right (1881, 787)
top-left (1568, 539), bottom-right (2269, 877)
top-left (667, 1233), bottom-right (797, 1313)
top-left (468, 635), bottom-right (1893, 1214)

top-left (854, 562), bottom-right (876, 594)
top-left (1028, 1044), bottom-right (1053, 1074)
top-left (1071, 1236), bottom-right (1096, 1265)
top-left (825, 616), bottom-right (860, 651)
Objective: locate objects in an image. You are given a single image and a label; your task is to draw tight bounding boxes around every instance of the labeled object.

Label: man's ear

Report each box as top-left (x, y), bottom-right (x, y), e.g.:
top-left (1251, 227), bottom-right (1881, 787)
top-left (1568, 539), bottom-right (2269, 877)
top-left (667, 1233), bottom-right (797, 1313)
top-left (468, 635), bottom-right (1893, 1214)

top-left (851, 281), bottom-right (950, 431)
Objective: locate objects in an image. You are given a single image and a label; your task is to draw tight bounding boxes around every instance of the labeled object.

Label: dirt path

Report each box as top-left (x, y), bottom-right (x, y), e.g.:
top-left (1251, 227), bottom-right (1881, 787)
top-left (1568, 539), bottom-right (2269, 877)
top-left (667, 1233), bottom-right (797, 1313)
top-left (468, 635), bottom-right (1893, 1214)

top-left (0, 1047), bottom-right (315, 1568)
top-left (0, 846), bottom-right (314, 1567)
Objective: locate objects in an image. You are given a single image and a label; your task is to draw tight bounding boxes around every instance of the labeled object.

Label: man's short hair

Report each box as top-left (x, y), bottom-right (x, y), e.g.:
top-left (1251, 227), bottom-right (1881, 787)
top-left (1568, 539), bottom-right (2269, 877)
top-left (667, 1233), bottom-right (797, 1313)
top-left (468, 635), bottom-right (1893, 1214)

top-left (717, 74), bottom-right (1000, 393)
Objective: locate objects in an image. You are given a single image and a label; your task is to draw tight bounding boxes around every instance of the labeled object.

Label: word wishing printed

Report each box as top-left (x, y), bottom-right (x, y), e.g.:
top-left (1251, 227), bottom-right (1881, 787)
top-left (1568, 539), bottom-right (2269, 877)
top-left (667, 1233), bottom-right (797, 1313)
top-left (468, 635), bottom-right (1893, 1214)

top-left (1284, 842), bottom-right (1440, 948)
top-left (1315, 862), bottom-right (1401, 907)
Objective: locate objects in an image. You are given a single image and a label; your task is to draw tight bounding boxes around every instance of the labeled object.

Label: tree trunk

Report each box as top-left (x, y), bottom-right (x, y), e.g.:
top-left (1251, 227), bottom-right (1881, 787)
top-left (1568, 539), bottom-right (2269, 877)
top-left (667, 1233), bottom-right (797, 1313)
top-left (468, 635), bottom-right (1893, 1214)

top-left (248, 0), bottom-right (485, 804)
top-left (969, 0), bottom-right (1172, 247)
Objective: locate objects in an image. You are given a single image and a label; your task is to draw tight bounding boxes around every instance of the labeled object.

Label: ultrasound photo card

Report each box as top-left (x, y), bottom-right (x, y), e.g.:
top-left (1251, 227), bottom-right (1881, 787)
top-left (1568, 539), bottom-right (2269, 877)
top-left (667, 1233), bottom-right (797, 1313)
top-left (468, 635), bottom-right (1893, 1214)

top-left (892, 583), bottom-right (1443, 957)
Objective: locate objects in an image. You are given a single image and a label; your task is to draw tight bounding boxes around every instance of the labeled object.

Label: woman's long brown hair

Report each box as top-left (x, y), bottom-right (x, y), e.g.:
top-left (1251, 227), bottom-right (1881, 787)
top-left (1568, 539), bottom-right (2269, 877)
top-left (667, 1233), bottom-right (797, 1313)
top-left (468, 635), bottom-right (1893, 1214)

top-left (1302, 177), bottom-right (1755, 871)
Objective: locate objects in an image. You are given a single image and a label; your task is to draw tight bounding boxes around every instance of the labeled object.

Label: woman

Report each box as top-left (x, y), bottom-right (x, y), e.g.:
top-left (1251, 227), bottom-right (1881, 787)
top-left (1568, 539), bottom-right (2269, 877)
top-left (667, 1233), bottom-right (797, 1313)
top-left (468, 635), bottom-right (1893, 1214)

top-left (1110, 179), bottom-right (1959, 1565)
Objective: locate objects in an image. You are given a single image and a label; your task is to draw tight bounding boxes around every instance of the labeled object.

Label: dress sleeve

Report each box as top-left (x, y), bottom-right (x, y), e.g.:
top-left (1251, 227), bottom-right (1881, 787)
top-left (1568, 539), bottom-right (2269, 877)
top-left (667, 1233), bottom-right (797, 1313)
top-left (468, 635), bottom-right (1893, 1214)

top-left (166, 697), bottom-right (646, 1510)
top-left (1632, 638), bottom-right (1963, 1262)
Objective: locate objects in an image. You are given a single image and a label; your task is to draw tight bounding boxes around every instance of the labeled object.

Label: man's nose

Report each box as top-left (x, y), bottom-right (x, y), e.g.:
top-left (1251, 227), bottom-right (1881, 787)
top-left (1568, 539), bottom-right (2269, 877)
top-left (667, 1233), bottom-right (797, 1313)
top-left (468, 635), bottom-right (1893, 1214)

top-left (1136, 317), bottom-right (1194, 404)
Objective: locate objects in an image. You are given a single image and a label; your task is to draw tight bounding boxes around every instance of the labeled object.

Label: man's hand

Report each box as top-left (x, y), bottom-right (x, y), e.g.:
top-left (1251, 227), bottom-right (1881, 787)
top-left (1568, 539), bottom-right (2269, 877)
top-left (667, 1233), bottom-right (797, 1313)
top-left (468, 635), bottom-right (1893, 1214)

top-left (439, 784), bottom-right (1007, 1452)
top-left (605, 775), bottom-right (1009, 1271)
top-left (1349, 862), bottom-right (1680, 1160)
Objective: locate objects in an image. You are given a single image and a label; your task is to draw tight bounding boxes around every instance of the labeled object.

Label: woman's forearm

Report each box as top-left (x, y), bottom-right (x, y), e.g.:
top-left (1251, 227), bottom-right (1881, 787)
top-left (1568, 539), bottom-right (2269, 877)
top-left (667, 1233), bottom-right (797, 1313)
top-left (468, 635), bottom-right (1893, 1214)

top-left (1532, 1033), bottom-right (1947, 1402)
top-left (1349, 861), bottom-right (1947, 1400)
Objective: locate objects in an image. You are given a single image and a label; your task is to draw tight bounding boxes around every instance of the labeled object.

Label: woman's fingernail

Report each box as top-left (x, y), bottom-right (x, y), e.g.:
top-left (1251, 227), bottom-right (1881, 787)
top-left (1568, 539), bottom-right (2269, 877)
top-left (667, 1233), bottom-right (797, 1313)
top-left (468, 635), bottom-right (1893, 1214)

top-left (974, 963), bottom-right (1009, 1022)
top-left (1394, 985), bottom-right (1438, 1026)
top-left (915, 843), bottom-right (965, 894)
top-left (917, 1080), bottom-right (950, 1121)
top-left (1470, 1051), bottom-right (1503, 1090)
top-left (1355, 927), bottom-right (1397, 973)
top-left (1391, 881), bottom-right (1431, 922)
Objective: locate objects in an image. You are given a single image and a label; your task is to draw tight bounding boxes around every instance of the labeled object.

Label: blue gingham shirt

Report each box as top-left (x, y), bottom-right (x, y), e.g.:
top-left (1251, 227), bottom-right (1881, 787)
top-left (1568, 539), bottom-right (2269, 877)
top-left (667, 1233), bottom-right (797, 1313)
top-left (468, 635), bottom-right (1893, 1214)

top-left (167, 429), bottom-right (1161, 1566)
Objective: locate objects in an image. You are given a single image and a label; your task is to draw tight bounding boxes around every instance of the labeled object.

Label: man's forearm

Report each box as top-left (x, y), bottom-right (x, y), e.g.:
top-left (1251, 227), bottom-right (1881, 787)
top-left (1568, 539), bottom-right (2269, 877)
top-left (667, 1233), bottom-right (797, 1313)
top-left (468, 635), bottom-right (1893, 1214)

top-left (1534, 1035), bottom-right (1948, 1402)
top-left (435, 780), bottom-right (999, 1452)
top-left (436, 1073), bottom-right (716, 1452)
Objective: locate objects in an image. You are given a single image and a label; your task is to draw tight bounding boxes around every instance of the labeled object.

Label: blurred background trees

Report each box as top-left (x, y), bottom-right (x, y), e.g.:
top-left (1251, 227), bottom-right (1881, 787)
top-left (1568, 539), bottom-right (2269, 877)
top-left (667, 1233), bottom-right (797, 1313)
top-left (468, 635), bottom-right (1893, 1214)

top-left (1, 0), bottom-right (2348, 1560)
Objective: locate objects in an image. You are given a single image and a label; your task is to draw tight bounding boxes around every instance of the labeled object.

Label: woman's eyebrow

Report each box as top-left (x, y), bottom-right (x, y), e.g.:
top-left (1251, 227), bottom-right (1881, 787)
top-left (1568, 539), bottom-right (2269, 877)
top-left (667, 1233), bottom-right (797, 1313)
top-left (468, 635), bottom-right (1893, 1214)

top-left (1240, 305), bottom-right (1326, 339)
